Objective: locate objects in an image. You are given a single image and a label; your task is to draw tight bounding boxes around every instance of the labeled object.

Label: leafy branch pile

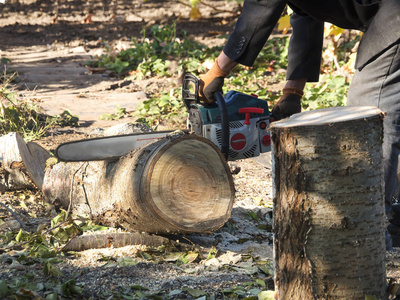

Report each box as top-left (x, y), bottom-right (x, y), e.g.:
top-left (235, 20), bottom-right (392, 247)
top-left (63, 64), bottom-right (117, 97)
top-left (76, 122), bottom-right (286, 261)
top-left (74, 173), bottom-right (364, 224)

top-left (0, 72), bottom-right (79, 141)
top-left (87, 23), bottom-right (212, 79)
top-left (0, 195), bottom-right (88, 299)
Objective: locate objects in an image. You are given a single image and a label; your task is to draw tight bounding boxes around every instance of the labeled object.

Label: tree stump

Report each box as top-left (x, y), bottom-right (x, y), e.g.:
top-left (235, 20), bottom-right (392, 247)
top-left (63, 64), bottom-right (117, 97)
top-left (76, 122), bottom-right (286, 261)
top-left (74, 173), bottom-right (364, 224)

top-left (0, 132), bottom-right (50, 191)
top-left (270, 106), bottom-right (387, 299)
top-left (43, 134), bottom-right (235, 234)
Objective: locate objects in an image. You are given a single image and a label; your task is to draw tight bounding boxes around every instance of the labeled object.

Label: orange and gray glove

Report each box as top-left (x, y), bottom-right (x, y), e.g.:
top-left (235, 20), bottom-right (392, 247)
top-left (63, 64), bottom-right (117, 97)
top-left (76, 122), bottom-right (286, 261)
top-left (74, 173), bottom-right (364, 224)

top-left (199, 59), bottom-right (230, 105)
top-left (271, 88), bottom-right (304, 120)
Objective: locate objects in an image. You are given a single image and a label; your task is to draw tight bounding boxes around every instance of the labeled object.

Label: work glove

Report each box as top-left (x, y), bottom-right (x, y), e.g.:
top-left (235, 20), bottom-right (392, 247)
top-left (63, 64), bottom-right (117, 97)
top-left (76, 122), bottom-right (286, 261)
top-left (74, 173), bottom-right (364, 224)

top-left (272, 87), bottom-right (304, 121)
top-left (199, 59), bottom-right (230, 105)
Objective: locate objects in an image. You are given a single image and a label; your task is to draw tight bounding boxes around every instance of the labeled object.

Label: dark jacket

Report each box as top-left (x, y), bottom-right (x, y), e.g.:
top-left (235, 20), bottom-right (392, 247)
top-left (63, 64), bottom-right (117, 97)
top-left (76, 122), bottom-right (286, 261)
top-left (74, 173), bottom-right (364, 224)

top-left (223, 0), bottom-right (400, 82)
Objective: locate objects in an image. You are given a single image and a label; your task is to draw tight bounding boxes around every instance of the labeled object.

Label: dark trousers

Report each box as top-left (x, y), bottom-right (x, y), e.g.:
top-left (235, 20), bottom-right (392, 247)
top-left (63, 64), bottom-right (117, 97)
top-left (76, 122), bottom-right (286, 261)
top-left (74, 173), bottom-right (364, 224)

top-left (347, 43), bottom-right (400, 214)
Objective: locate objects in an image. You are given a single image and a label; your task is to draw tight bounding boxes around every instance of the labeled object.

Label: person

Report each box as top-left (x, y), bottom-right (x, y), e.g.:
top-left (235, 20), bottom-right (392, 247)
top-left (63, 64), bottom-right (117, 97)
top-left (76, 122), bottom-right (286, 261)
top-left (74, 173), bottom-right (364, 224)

top-left (199, 0), bottom-right (400, 249)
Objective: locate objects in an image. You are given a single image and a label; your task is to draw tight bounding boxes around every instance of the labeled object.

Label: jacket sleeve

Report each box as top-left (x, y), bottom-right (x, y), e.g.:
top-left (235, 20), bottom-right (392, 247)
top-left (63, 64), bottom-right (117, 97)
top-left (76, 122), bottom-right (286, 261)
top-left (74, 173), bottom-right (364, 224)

top-left (286, 12), bottom-right (324, 82)
top-left (223, 0), bottom-right (287, 66)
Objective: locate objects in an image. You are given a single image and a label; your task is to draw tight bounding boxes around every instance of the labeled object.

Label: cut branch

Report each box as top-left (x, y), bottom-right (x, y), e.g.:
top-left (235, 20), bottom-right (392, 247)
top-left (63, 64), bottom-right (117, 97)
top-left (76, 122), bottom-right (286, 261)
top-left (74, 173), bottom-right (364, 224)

top-left (62, 232), bottom-right (182, 252)
top-left (0, 132), bottom-right (50, 191)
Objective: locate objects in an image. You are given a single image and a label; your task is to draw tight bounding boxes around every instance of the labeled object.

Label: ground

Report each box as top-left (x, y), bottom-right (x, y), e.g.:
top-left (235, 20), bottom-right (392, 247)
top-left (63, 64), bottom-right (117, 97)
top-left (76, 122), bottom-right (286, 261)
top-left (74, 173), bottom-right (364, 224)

top-left (0, 0), bottom-right (399, 299)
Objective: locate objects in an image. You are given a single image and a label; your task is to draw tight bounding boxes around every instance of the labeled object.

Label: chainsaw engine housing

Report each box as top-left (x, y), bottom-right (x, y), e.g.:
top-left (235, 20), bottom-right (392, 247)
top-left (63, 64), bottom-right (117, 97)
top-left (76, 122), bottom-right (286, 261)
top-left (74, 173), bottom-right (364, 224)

top-left (187, 90), bottom-right (272, 161)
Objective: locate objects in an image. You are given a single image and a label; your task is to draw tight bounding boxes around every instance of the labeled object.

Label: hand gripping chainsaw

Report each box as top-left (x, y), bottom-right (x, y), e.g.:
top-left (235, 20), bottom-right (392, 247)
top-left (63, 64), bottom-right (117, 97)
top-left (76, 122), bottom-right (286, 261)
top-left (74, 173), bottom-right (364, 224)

top-left (56, 74), bottom-right (273, 162)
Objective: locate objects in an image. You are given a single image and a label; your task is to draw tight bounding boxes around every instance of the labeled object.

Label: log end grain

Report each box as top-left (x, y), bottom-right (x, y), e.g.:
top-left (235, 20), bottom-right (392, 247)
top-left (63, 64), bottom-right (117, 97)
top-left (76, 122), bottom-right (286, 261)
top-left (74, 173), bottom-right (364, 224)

top-left (145, 136), bottom-right (235, 233)
top-left (271, 106), bottom-right (383, 128)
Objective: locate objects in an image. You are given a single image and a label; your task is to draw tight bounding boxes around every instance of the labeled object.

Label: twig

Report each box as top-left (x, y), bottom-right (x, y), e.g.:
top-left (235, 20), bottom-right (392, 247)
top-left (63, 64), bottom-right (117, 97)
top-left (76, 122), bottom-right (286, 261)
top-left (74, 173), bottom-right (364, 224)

top-left (66, 162), bottom-right (86, 220)
top-left (331, 36), bottom-right (343, 76)
top-left (199, 0), bottom-right (240, 14)
top-left (0, 202), bottom-right (29, 231)
top-left (81, 163), bottom-right (93, 218)
top-left (175, 0), bottom-right (238, 14)
top-left (176, 0), bottom-right (191, 8)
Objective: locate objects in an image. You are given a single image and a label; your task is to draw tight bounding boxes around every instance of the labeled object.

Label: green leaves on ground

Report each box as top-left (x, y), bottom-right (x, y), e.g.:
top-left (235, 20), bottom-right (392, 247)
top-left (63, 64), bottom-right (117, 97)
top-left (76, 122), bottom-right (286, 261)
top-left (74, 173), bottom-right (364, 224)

top-left (0, 73), bottom-right (79, 140)
top-left (133, 88), bottom-right (186, 128)
top-left (88, 22), bottom-right (210, 78)
top-left (0, 206), bottom-right (109, 299)
top-left (61, 279), bottom-right (83, 297)
top-left (99, 104), bottom-right (129, 120)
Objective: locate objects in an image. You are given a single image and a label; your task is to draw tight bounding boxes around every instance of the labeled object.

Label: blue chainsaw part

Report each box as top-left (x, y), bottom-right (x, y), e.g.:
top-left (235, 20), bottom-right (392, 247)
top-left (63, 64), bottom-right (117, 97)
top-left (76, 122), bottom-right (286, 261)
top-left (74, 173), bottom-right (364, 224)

top-left (191, 91), bottom-right (270, 125)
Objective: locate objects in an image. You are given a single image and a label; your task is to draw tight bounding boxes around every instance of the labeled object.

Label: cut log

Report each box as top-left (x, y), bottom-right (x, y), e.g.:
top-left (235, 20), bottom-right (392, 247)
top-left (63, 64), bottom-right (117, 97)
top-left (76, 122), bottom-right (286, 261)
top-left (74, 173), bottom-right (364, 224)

top-left (0, 132), bottom-right (51, 191)
top-left (270, 106), bottom-right (387, 299)
top-left (43, 134), bottom-right (235, 234)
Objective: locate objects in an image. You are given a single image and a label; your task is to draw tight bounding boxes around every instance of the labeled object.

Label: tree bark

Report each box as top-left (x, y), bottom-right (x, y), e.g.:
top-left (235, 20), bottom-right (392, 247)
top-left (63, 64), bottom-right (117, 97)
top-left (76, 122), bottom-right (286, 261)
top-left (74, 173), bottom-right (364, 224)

top-left (43, 134), bottom-right (235, 234)
top-left (0, 132), bottom-right (50, 191)
top-left (270, 106), bottom-right (387, 300)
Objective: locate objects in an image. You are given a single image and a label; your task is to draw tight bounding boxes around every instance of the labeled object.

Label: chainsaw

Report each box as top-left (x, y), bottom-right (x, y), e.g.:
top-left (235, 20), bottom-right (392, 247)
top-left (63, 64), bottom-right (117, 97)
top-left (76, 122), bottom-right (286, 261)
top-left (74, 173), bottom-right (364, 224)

top-left (56, 74), bottom-right (272, 162)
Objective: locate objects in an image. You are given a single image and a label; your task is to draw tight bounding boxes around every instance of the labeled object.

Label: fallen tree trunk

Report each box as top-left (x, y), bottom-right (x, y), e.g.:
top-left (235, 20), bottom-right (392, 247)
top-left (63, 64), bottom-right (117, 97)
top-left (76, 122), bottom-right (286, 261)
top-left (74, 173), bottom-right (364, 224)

top-left (270, 106), bottom-right (387, 299)
top-left (43, 134), bottom-right (235, 234)
top-left (0, 132), bottom-right (50, 191)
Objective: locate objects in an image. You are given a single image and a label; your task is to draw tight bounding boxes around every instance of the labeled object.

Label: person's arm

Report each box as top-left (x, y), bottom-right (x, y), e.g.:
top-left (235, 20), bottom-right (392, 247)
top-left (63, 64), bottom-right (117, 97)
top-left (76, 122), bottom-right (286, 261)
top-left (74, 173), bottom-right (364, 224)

top-left (217, 52), bottom-right (238, 74)
top-left (286, 12), bottom-right (324, 82)
top-left (271, 79), bottom-right (305, 120)
top-left (285, 78), bottom-right (307, 90)
top-left (223, 0), bottom-right (287, 66)
top-left (199, 52), bottom-right (237, 104)
top-left (199, 0), bottom-right (287, 103)
top-left (271, 12), bottom-right (324, 120)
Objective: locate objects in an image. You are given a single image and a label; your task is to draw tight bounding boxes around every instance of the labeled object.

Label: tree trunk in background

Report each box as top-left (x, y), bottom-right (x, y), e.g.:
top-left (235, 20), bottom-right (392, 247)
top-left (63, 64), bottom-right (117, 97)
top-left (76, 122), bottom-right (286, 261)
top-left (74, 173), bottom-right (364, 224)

top-left (270, 106), bottom-right (387, 299)
top-left (43, 134), bottom-right (235, 234)
top-left (0, 132), bottom-right (50, 191)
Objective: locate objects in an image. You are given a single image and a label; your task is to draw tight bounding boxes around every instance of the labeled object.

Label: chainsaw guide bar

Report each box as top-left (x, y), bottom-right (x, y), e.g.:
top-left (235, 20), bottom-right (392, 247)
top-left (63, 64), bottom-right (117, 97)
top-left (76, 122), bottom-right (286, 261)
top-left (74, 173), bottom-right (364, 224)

top-left (56, 131), bottom-right (174, 161)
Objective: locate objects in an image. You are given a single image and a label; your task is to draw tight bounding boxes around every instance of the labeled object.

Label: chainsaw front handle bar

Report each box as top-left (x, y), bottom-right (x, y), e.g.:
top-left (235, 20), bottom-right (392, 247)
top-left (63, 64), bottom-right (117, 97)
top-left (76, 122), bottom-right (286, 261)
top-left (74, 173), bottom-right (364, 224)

top-left (214, 91), bottom-right (230, 160)
top-left (182, 74), bottom-right (229, 160)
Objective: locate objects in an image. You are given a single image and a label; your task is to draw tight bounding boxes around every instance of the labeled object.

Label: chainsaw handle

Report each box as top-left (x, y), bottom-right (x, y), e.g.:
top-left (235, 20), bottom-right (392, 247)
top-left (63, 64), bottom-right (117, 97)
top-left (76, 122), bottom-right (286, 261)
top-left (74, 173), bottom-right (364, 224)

top-left (182, 73), bottom-right (200, 111)
top-left (239, 107), bottom-right (264, 125)
top-left (214, 91), bottom-right (229, 160)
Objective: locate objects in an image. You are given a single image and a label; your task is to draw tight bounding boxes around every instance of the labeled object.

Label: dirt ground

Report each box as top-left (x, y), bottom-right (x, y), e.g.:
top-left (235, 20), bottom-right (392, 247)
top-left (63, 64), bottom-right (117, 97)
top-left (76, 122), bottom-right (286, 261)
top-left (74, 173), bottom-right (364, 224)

top-left (1, 0), bottom-right (400, 299)
top-left (0, 0), bottom-right (239, 132)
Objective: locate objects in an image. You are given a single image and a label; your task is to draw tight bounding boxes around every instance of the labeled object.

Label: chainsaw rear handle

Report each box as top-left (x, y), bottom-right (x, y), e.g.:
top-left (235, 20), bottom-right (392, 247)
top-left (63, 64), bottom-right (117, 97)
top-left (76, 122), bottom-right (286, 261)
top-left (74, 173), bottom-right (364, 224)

top-left (214, 91), bottom-right (230, 160)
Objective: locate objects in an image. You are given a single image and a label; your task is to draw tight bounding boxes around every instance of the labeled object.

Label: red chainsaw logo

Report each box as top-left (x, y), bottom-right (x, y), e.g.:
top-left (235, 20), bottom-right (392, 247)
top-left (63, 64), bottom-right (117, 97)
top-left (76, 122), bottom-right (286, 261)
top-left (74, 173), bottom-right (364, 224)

top-left (231, 133), bottom-right (246, 151)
